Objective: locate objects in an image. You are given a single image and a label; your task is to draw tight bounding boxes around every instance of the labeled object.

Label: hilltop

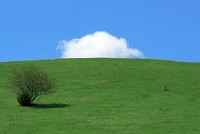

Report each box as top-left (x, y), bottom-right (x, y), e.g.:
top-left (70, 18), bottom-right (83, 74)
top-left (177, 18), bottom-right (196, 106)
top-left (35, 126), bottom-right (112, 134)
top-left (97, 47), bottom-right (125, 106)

top-left (0, 59), bottom-right (200, 134)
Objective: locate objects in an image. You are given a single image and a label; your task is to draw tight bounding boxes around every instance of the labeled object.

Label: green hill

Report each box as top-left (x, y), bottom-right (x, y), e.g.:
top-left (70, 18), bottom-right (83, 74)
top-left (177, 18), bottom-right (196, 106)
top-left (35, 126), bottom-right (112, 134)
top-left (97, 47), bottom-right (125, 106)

top-left (0, 59), bottom-right (200, 134)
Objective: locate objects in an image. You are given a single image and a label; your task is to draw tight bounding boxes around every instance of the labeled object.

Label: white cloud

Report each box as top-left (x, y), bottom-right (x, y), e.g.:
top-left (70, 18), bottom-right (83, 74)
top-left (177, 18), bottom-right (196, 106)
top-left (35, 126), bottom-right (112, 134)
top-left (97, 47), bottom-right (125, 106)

top-left (58, 31), bottom-right (143, 58)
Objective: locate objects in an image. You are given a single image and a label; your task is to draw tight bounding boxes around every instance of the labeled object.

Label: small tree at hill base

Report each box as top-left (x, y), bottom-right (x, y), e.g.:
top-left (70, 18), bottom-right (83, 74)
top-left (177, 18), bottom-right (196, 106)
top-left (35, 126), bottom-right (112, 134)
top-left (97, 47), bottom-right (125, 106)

top-left (9, 65), bottom-right (55, 106)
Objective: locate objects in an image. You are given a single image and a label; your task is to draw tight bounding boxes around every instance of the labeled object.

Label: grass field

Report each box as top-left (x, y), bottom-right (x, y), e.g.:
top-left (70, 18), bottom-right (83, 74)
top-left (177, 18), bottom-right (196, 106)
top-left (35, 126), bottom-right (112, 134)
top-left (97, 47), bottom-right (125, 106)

top-left (0, 58), bottom-right (200, 134)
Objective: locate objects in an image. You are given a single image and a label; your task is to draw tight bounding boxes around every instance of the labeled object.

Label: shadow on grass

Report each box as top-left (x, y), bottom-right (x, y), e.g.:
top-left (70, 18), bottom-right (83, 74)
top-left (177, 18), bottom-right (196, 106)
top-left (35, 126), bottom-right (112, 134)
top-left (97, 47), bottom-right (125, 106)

top-left (28, 103), bottom-right (70, 109)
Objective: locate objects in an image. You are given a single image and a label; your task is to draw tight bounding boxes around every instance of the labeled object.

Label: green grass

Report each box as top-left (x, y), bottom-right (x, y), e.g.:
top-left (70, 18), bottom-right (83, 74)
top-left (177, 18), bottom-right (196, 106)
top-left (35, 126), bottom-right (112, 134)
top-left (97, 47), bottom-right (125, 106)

top-left (0, 58), bottom-right (200, 134)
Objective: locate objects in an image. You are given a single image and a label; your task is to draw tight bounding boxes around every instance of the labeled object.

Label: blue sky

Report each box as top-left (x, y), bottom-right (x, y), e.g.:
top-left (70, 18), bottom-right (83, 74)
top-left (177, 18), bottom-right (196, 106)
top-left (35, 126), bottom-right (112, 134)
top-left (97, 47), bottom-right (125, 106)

top-left (0, 0), bottom-right (199, 62)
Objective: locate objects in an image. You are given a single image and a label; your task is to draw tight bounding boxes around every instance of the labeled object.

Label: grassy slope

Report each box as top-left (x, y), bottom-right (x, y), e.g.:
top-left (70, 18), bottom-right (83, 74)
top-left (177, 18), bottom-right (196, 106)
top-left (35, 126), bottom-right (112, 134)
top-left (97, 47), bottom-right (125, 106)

top-left (0, 58), bottom-right (200, 134)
